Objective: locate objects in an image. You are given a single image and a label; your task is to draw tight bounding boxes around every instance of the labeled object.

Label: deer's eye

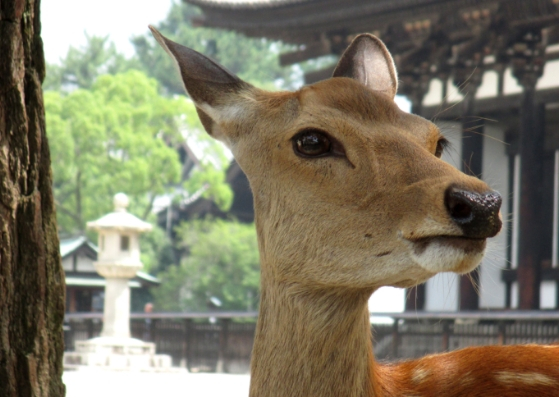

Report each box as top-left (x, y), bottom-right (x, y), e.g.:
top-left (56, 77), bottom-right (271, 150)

top-left (293, 129), bottom-right (332, 157)
top-left (435, 138), bottom-right (449, 158)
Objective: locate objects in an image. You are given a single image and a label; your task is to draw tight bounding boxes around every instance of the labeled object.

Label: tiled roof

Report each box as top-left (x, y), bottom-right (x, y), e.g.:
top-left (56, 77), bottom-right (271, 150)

top-left (60, 236), bottom-right (97, 258)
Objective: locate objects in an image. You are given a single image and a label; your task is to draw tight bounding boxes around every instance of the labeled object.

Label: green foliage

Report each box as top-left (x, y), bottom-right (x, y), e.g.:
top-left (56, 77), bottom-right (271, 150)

top-left (140, 224), bottom-right (175, 274)
top-left (132, 2), bottom-right (298, 94)
top-left (153, 219), bottom-right (260, 312)
top-left (45, 70), bottom-right (185, 235)
top-left (44, 35), bottom-right (140, 91)
top-left (179, 103), bottom-right (234, 211)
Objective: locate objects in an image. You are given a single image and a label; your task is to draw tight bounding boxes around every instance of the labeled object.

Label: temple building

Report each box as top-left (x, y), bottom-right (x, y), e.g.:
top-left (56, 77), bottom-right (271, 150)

top-left (183, 0), bottom-right (559, 311)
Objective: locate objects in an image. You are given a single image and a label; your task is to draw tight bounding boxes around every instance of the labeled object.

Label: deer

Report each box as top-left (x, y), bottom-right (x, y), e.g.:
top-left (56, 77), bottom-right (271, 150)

top-left (149, 26), bottom-right (559, 397)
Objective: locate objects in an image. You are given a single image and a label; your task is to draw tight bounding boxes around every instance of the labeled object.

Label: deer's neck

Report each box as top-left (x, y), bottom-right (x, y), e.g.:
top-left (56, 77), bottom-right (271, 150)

top-left (249, 274), bottom-right (381, 397)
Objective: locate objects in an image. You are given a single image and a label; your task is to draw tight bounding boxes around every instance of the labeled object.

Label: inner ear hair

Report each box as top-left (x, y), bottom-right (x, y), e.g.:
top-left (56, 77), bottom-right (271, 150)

top-left (332, 34), bottom-right (398, 99)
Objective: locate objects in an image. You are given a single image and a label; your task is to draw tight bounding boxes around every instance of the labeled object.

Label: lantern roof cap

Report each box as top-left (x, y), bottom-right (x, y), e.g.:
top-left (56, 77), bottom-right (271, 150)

top-left (86, 193), bottom-right (153, 233)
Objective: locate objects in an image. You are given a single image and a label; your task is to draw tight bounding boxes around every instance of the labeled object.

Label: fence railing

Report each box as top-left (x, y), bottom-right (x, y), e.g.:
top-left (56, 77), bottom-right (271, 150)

top-left (372, 311), bottom-right (559, 360)
top-left (64, 311), bottom-right (559, 373)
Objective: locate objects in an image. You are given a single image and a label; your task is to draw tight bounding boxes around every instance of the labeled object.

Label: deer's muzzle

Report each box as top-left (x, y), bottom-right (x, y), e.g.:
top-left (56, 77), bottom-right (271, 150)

top-left (444, 186), bottom-right (502, 239)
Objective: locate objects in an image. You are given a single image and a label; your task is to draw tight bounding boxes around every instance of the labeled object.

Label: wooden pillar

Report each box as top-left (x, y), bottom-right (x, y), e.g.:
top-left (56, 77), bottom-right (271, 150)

top-left (405, 284), bottom-right (425, 311)
top-left (454, 61), bottom-right (484, 310)
top-left (184, 319), bottom-right (193, 371)
top-left (441, 320), bottom-right (451, 351)
top-left (517, 97), bottom-right (545, 309)
top-left (404, 77), bottom-right (427, 309)
top-left (68, 287), bottom-right (77, 313)
top-left (504, 133), bottom-right (520, 308)
top-left (511, 30), bottom-right (546, 310)
top-left (391, 320), bottom-right (399, 359)
top-left (459, 99), bottom-right (484, 310)
top-left (216, 319), bottom-right (230, 373)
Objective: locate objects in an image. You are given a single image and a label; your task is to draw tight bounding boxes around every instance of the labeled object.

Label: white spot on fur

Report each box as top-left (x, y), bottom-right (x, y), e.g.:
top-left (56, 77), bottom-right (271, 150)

top-left (411, 367), bottom-right (430, 384)
top-left (198, 102), bottom-right (247, 124)
top-left (409, 239), bottom-right (485, 274)
top-left (495, 371), bottom-right (557, 387)
top-left (459, 371), bottom-right (475, 387)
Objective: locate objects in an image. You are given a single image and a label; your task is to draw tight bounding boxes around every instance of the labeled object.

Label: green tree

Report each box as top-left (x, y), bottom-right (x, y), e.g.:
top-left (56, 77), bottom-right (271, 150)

top-left (153, 219), bottom-right (260, 311)
top-left (132, 2), bottom-right (297, 95)
top-left (179, 102), bottom-right (234, 211)
top-left (140, 225), bottom-right (175, 274)
top-left (45, 70), bottom-right (185, 235)
top-left (44, 34), bottom-right (140, 91)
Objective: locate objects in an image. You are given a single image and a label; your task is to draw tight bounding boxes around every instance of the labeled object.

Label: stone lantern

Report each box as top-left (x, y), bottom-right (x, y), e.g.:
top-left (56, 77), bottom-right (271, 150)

top-left (86, 193), bottom-right (152, 339)
top-left (64, 193), bottom-right (172, 371)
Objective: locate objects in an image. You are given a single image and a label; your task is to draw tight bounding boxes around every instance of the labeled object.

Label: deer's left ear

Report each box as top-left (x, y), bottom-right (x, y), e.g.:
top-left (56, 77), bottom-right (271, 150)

top-left (333, 34), bottom-right (398, 99)
top-left (149, 26), bottom-right (255, 145)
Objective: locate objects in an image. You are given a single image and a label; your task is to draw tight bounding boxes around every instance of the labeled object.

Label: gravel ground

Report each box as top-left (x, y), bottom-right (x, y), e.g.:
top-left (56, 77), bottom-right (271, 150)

top-left (63, 370), bottom-right (250, 397)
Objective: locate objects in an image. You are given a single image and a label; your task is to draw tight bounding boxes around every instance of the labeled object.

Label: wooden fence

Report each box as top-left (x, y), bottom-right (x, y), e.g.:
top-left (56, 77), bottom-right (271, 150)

top-left (64, 311), bottom-right (559, 372)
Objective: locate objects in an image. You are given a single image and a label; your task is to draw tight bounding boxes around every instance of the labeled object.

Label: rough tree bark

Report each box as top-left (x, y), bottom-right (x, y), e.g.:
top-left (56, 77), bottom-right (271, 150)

top-left (0, 0), bottom-right (66, 396)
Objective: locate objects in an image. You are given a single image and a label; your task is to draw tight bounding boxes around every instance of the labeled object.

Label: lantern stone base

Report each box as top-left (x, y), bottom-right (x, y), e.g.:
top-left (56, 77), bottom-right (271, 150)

top-left (64, 337), bottom-right (177, 372)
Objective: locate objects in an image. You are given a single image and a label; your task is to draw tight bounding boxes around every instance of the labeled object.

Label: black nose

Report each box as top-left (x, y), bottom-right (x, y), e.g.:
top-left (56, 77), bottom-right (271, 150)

top-left (445, 187), bottom-right (502, 238)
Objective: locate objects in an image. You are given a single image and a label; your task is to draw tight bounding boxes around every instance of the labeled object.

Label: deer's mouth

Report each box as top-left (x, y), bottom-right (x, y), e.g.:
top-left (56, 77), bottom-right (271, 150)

top-left (410, 236), bottom-right (486, 256)
top-left (405, 235), bottom-right (487, 274)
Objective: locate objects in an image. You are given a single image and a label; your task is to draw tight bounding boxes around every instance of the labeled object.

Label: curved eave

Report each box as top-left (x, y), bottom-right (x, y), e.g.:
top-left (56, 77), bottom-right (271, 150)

top-left (188, 0), bottom-right (445, 43)
top-left (187, 0), bottom-right (559, 45)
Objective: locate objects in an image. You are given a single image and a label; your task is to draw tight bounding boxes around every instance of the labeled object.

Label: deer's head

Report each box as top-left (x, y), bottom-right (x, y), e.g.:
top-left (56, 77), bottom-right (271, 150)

top-left (151, 27), bottom-right (501, 292)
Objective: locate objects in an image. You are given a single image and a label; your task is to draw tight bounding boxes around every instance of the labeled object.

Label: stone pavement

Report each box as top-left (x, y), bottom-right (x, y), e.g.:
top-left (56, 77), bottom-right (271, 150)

top-left (63, 370), bottom-right (250, 397)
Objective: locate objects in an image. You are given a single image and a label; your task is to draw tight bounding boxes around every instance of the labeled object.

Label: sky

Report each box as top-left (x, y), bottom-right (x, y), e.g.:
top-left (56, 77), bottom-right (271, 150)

top-left (41, 0), bottom-right (174, 64)
top-left (40, 0), bottom-right (412, 115)
top-left (40, 0), bottom-right (407, 313)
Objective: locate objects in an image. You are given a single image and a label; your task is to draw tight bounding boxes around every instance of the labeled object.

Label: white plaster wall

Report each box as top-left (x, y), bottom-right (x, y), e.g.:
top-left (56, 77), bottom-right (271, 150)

top-left (479, 124), bottom-right (509, 308)
top-left (423, 78), bottom-right (443, 107)
top-left (437, 121), bottom-right (463, 169)
top-left (425, 273), bottom-right (460, 311)
top-left (62, 257), bottom-right (73, 271)
top-left (536, 59), bottom-right (559, 90)
top-left (503, 67), bottom-right (523, 95)
top-left (76, 256), bottom-right (96, 272)
top-left (511, 282), bottom-right (519, 309)
top-left (540, 281), bottom-right (557, 309)
top-left (476, 70), bottom-right (499, 99)
top-left (420, 58), bottom-right (558, 109)
top-left (445, 79), bottom-right (464, 103)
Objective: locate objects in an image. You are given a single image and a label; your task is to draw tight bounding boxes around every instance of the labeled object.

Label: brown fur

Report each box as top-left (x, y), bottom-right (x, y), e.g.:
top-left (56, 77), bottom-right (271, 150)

top-left (150, 27), bottom-right (559, 397)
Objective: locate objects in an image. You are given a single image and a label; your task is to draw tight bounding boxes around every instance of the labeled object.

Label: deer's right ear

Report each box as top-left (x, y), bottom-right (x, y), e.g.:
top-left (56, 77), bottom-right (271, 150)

top-left (332, 34), bottom-right (398, 99)
top-left (149, 26), bottom-right (253, 144)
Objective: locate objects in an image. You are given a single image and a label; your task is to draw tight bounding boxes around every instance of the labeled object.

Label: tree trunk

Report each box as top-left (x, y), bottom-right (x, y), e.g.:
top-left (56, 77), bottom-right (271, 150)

top-left (0, 0), bottom-right (66, 396)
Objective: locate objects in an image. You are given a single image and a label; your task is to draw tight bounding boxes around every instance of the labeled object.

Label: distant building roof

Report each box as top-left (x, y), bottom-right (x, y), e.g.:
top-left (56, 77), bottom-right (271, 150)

top-left (60, 236), bottom-right (97, 259)
top-left (185, 0), bottom-right (559, 87)
top-left (185, 0), bottom-right (467, 44)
